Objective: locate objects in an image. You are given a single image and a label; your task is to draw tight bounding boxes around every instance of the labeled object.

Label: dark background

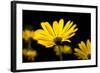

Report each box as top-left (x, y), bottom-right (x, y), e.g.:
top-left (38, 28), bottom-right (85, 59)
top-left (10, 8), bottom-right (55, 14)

top-left (22, 10), bottom-right (91, 63)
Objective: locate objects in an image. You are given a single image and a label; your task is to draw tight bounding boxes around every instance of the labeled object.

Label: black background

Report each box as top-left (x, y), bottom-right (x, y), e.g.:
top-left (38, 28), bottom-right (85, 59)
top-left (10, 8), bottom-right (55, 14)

top-left (22, 10), bottom-right (91, 63)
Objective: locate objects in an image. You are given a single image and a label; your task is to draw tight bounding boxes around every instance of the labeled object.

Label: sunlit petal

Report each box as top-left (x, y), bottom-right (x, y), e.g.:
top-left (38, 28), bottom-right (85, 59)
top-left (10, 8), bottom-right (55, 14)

top-left (62, 24), bottom-right (78, 41)
top-left (63, 33), bottom-right (76, 41)
top-left (58, 19), bottom-right (64, 36)
top-left (62, 20), bottom-right (71, 34)
top-left (34, 29), bottom-right (53, 40)
top-left (41, 22), bottom-right (55, 37)
top-left (53, 21), bottom-right (59, 37)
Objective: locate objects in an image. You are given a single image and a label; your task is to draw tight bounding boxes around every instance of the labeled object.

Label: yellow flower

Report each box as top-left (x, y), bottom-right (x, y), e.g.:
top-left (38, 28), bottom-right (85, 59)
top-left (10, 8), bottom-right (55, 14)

top-left (74, 39), bottom-right (91, 60)
top-left (34, 19), bottom-right (78, 48)
top-left (54, 45), bottom-right (72, 55)
top-left (23, 49), bottom-right (37, 61)
top-left (22, 30), bottom-right (34, 41)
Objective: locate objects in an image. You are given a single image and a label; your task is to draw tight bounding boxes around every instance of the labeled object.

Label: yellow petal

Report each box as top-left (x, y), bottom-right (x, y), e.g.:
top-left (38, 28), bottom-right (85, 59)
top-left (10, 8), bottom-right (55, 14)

top-left (62, 24), bottom-right (78, 39)
top-left (62, 21), bottom-right (72, 34)
top-left (53, 21), bottom-right (59, 37)
top-left (74, 53), bottom-right (83, 59)
top-left (66, 24), bottom-right (77, 35)
top-left (78, 43), bottom-right (86, 54)
top-left (34, 29), bottom-right (53, 41)
top-left (63, 33), bottom-right (75, 41)
top-left (58, 19), bottom-right (64, 36)
top-left (62, 39), bottom-right (71, 42)
top-left (74, 48), bottom-right (86, 57)
top-left (37, 40), bottom-right (54, 48)
top-left (86, 40), bottom-right (91, 54)
top-left (74, 53), bottom-right (88, 59)
top-left (73, 28), bottom-right (78, 32)
top-left (41, 22), bottom-right (55, 37)
top-left (80, 41), bottom-right (88, 54)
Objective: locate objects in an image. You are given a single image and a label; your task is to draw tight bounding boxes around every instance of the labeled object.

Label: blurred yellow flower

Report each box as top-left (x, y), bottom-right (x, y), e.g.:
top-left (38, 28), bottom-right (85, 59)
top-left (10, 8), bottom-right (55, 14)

top-left (23, 49), bottom-right (37, 61)
top-left (34, 19), bottom-right (78, 48)
top-left (54, 45), bottom-right (72, 55)
top-left (74, 39), bottom-right (91, 60)
top-left (22, 30), bottom-right (34, 41)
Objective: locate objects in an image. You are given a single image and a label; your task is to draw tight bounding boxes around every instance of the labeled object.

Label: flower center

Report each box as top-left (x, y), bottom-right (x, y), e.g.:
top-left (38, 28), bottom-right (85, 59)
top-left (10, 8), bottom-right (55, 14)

top-left (54, 37), bottom-right (62, 45)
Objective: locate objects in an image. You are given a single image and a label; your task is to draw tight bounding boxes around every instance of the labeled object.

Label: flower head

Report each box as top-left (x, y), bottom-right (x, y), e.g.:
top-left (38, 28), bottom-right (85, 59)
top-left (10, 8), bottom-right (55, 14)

top-left (22, 30), bottom-right (34, 41)
top-left (34, 19), bottom-right (78, 48)
top-left (23, 49), bottom-right (37, 61)
top-left (74, 39), bottom-right (91, 59)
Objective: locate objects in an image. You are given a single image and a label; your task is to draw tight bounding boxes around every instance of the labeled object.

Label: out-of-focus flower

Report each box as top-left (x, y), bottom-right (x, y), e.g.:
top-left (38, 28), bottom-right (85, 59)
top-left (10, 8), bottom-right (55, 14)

top-left (74, 39), bottom-right (91, 60)
top-left (22, 30), bottom-right (34, 41)
top-left (23, 49), bottom-right (37, 61)
top-left (54, 45), bottom-right (72, 55)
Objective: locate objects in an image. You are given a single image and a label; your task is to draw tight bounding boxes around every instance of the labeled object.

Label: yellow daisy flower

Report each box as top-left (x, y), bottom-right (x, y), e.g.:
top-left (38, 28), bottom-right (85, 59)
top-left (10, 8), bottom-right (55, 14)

top-left (22, 30), bottom-right (34, 41)
top-left (54, 45), bottom-right (72, 56)
top-left (23, 49), bottom-right (37, 61)
top-left (74, 39), bottom-right (91, 60)
top-left (34, 19), bottom-right (78, 48)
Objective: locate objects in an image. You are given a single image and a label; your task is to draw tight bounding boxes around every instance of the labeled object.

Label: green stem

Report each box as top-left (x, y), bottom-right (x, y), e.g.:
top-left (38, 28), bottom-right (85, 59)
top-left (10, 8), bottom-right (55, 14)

top-left (58, 45), bottom-right (63, 61)
top-left (28, 39), bottom-right (31, 49)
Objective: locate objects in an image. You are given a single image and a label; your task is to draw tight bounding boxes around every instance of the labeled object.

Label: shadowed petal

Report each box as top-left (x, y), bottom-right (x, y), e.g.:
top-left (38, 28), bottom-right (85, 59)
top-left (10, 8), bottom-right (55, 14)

top-left (38, 40), bottom-right (55, 48)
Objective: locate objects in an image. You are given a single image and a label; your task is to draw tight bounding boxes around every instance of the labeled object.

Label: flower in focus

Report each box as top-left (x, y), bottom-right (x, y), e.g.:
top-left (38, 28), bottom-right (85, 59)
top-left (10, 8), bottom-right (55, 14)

top-left (34, 19), bottom-right (78, 48)
top-left (22, 30), bottom-right (34, 41)
top-left (23, 49), bottom-right (37, 61)
top-left (74, 39), bottom-right (91, 60)
top-left (54, 45), bottom-right (72, 55)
